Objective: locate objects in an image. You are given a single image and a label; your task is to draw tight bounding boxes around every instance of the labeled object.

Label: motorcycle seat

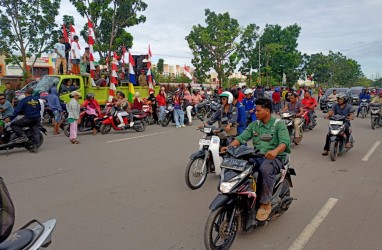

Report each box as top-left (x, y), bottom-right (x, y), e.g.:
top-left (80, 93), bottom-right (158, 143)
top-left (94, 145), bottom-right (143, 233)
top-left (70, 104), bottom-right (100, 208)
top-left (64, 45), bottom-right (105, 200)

top-left (0, 229), bottom-right (34, 250)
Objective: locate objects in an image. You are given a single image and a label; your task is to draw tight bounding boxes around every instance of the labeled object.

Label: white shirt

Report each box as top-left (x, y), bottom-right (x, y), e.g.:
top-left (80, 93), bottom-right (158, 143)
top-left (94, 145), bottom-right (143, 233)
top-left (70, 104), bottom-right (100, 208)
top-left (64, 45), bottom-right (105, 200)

top-left (71, 41), bottom-right (81, 60)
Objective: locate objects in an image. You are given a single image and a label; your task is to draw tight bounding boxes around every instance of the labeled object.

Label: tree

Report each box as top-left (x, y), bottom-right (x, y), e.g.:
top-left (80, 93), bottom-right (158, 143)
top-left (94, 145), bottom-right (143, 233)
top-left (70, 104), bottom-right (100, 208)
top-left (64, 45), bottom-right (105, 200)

top-left (186, 9), bottom-right (241, 86)
top-left (157, 58), bottom-right (164, 75)
top-left (0, 0), bottom-right (61, 77)
top-left (70, 0), bottom-right (147, 62)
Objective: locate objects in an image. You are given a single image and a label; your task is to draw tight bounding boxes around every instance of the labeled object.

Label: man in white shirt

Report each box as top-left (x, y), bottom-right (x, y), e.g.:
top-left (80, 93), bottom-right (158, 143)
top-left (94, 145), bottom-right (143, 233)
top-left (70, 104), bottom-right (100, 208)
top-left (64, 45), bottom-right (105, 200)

top-left (327, 89), bottom-right (338, 102)
top-left (70, 35), bottom-right (81, 74)
top-left (54, 36), bottom-right (67, 74)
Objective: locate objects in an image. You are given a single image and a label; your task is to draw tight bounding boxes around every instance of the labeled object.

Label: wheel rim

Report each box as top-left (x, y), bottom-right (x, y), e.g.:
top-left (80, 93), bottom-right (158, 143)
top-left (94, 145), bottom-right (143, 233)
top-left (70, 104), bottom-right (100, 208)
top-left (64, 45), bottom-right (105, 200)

top-left (101, 124), bottom-right (111, 134)
top-left (210, 208), bottom-right (237, 249)
top-left (188, 158), bottom-right (207, 187)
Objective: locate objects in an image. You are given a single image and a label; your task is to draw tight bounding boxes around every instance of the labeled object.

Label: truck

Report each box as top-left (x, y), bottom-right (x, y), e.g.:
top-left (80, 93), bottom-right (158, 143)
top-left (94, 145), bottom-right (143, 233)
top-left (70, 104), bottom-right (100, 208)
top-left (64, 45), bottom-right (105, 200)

top-left (32, 74), bottom-right (159, 105)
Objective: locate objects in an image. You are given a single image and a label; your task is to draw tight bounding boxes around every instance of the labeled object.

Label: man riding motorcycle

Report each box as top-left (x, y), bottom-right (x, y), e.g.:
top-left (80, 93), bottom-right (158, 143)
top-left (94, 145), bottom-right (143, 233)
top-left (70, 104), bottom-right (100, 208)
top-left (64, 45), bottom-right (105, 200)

top-left (327, 89), bottom-right (338, 102)
top-left (357, 88), bottom-right (371, 117)
top-left (322, 93), bottom-right (354, 156)
top-left (222, 97), bottom-right (291, 221)
top-left (9, 88), bottom-right (41, 153)
top-left (371, 90), bottom-right (382, 110)
top-left (81, 93), bottom-right (101, 135)
top-left (281, 93), bottom-right (304, 143)
top-left (301, 91), bottom-right (317, 126)
top-left (242, 88), bottom-right (256, 122)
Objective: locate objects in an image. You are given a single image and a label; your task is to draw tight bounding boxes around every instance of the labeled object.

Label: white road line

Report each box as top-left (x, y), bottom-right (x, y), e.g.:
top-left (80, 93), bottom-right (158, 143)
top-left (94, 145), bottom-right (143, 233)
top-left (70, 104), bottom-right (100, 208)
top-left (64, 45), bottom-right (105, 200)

top-left (362, 141), bottom-right (381, 162)
top-left (106, 131), bottom-right (171, 143)
top-left (288, 198), bottom-right (338, 250)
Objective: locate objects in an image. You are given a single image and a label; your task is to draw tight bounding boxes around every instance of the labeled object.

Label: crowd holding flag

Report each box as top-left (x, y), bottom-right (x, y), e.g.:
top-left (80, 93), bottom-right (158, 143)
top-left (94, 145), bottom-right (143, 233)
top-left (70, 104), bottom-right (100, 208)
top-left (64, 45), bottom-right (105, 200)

top-left (88, 19), bottom-right (96, 87)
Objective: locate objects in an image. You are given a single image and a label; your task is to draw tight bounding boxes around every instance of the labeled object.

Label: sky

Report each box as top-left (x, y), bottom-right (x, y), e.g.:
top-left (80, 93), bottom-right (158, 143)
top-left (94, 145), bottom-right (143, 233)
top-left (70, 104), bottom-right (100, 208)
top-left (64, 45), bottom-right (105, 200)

top-left (58, 0), bottom-right (382, 79)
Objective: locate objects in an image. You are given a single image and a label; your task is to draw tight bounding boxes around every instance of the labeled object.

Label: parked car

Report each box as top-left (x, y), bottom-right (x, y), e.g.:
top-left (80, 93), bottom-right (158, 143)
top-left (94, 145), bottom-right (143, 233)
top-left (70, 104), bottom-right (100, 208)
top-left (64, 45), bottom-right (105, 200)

top-left (14, 80), bottom-right (39, 105)
top-left (349, 86), bottom-right (363, 105)
top-left (319, 88), bottom-right (351, 110)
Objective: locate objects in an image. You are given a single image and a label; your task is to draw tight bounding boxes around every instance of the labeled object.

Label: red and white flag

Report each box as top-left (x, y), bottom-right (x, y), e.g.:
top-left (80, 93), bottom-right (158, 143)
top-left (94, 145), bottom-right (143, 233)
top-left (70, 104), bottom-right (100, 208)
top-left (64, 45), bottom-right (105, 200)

top-left (62, 24), bottom-right (69, 43)
top-left (88, 19), bottom-right (96, 86)
top-left (69, 24), bottom-right (76, 43)
top-left (108, 51), bottom-right (118, 102)
top-left (147, 44), bottom-right (154, 92)
top-left (184, 65), bottom-right (192, 80)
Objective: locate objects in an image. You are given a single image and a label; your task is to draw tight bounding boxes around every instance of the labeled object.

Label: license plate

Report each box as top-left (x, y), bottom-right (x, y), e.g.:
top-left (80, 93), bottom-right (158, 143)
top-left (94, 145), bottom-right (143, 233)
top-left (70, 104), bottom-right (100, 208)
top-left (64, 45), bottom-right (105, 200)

top-left (199, 139), bottom-right (210, 146)
top-left (221, 158), bottom-right (247, 171)
top-left (329, 120), bottom-right (343, 125)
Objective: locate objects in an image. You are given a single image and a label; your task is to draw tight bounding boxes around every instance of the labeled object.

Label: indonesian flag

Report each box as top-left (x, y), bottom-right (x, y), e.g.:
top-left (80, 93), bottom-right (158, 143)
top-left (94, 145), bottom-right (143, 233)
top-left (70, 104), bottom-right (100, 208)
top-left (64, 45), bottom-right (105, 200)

top-left (88, 19), bottom-right (96, 87)
top-left (184, 65), bottom-right (192, 80)
top-left (147, 44), bottom-right (154, 92)
top-left (120, 46), bottom-right (127, 79)
top-left (69, 24), bottom-right (76, 42)
top-left (108, 51), bottom-right (118, 102)
top-left (62, 24), bottom-right (69, 43)
top-left (128, 52), bottom-right (136, 85)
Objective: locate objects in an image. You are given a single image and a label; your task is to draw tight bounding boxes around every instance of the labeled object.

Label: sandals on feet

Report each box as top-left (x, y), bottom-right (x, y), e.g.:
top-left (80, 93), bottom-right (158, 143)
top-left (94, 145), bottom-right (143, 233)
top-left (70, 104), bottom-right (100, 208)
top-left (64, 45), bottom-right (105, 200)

top-left (70, 140), bottom-right (80, 144)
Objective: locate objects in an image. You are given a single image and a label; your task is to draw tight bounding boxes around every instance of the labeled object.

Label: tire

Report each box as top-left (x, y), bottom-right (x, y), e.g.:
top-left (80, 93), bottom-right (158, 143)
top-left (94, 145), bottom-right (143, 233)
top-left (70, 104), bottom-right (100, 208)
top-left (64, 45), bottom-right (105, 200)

top-left (362, 108), bottom-right (366, 119)
top-left (134, 121), bottom-right (146, 132)
top-left (161, 116), bottom-right (170, 127)
top-left (371, 117), bottom-right (377, 130)
top-left (64, 125), bottom-right (70, 137)
top-left (199, 108), bottom-right (207, 118)
top-left (37, 132), bottom-right (44, 149)
top-left (329, 141), bottom-right (338, 161)
top-left (100, 124), bottom-right (112, 134)
top-left (204, 206), bottom-right (238, 250)
top-left (185, 157), bottom-right (208, 190)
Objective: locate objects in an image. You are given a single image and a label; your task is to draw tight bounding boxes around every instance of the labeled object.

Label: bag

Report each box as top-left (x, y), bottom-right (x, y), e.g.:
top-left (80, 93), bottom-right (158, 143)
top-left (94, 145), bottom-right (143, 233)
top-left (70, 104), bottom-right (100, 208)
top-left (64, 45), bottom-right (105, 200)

top-left (0, 177), bottom-right (15, 243)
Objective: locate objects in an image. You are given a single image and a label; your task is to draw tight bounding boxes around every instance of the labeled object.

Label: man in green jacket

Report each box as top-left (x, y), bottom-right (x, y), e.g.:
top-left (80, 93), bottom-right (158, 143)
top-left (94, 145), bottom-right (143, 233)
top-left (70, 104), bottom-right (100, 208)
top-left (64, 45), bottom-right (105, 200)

top-left (225, 97), bottom-right (291, 221)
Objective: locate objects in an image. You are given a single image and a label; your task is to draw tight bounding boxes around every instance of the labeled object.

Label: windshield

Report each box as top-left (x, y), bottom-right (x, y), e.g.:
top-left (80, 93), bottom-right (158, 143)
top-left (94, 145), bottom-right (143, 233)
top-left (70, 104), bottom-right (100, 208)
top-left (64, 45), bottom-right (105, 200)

top-left (324, 88), bottom-right (347, 97)
top-left (34, 76), bottom-right (60, 93)
top-left (350, 89), bottom-right (362, 95)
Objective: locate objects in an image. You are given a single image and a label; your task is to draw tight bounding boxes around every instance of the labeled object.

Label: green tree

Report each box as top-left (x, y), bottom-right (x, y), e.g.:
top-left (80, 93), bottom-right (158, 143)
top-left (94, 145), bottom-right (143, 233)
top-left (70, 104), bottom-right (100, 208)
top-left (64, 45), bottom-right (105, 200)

top-left (157, 58), bottom-right (164, 75)
top-left (186, 9), bottom-right (241, 86)
top-left (0, 0), bottom-right (61, 77)
top-left (70, 0), bottom-right (147, 61)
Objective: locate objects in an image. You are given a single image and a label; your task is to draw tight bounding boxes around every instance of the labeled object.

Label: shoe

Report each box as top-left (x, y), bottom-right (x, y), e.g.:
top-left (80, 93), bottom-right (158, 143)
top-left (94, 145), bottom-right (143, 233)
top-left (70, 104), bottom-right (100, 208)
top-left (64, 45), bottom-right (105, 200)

top-left (28, 146), bottom-right (38, 154)
top-left (129, 122), bottom-right (134, 127)
top-left (256, 203), bottom-right (272, 221)
top-left (180, 124), bottom-right (186, 127)
top-left (322, 150), bottom-right (329, 156)
top-left (345, 142), bottom-right (352, 148)
top-left (13, 136), bottom-right (28, 143)
top-left (176, 126), bottom-right (180, 128)
top-left (118, 123), bottom-right (125, 128)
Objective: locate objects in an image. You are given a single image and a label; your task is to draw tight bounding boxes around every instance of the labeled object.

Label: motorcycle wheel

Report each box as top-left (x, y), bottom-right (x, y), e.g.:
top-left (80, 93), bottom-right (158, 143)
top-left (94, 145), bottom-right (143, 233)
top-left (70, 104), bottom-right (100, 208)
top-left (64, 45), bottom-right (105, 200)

top-left (204, 206), bottom-right (238, 250)
top-left (37, 132), bottom-right (44, 149)
top-left (100, 124), bottom-right (112, 134)
top-left (134, 121), bottom-right (146, 132)
top-left (329, 141), bottom-right (338, 161)
top-left (362, 108), bottom-right (366, 119)
top-left (64, 125), bottom-right (70, 137)
top-left (199, 108), bottom-right (207, 118)
top-left (371, 117), bottom-right (377, 130)
top-left (185, 157), bottom-right (208, 190)
top-left (161, 116), bottom-right (170, 127)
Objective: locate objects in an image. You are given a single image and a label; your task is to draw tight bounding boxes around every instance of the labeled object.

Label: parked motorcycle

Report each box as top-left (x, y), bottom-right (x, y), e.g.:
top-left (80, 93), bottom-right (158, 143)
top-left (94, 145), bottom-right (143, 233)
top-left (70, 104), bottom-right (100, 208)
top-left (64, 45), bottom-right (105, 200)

top-left (0, 117), bottom-right (47, 155)
top-left (359, 99), bottom-right (369, 119)
top-left (206, 100), bottom-right (221, 119)
top-left (99, 106), bottom-right (146, 134)
top-left (328, 115), bottom-right (355, 161)
top-left (142, 99), bottom-right (156, 125)
top-left (185, 119), bottom-right (230, 190)
top-left (0, 177), bottom-right (57, 249)
top-left (280, 112), bottom-right (303, 145)
top-left (161, 102), bottom-right (175, 127)
top-left (370, 103), bottom-right (381, 130)
top-left (204, 141), bottom-right (296, 250)
top-left (63, 108), bottom-right (104, 137)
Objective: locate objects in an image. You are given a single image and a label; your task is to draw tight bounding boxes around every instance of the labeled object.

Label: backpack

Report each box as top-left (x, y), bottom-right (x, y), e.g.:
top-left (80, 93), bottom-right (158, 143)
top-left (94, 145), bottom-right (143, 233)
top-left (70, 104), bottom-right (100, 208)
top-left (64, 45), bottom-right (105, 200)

top-left (0, 177), bottom-right (15, 243)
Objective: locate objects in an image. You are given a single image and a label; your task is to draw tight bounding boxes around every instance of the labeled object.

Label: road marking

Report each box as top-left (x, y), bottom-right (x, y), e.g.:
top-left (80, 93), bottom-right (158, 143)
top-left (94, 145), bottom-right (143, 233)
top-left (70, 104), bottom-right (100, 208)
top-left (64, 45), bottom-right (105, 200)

top-left (106, 131), bottom-right (171, 143)
top-left (362, 141), bottom-right (381, 162)
top-left (288, 198), bottom-right (338, 250)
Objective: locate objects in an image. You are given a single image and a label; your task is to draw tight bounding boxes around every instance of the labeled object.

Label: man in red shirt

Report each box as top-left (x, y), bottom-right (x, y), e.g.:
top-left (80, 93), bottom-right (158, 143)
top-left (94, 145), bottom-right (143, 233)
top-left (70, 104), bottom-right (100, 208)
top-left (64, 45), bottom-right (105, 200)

top-left (301, 91), bottom-right (317, 125)
top-left (237, 87), bottom-right (245, 102)
top-left (272, 87), bottom-right (281, 114)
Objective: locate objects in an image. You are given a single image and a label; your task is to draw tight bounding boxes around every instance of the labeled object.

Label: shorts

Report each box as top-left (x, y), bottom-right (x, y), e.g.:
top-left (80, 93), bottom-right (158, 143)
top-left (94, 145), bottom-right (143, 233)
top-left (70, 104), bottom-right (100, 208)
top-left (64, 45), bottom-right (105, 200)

top-left (53, 110), bottom-right (62, 123)
top-left (71, 59), bottom-right (80, 65)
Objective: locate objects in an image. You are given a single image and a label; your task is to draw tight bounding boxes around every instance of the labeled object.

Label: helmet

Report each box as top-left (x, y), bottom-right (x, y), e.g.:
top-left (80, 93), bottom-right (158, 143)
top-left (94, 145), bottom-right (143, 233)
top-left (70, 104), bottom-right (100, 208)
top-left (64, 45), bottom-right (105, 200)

top-left (244, 89), bottom-right (253, 95)
top-left (219, 91), bottom-right (233, 104)
top-left (275, 87), bottom-right (280, 92)
top-left (86, 93), bottom-right (94, 100)
top-left (337, 93), bottom-right (349, 103)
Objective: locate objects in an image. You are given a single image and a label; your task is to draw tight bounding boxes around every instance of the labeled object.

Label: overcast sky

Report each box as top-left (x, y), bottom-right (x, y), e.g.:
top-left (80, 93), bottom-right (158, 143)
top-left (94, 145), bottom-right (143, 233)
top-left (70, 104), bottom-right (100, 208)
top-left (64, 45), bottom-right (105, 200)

top-left (59, 0), bottom-right (382, 79)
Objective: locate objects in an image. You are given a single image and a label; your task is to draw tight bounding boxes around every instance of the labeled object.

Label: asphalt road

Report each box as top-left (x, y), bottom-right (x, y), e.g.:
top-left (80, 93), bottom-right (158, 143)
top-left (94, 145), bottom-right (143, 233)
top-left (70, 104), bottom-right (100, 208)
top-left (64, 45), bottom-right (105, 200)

top-left (1, 108), bottom-right (382, 250)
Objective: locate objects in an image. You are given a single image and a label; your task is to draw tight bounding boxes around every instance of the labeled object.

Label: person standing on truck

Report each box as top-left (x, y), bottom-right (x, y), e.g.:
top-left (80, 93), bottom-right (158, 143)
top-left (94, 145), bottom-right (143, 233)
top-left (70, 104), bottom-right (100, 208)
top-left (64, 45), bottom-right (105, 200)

top-left (138, 70), bottom-right (147, 87)
top-left (70, 35), bottom-right (81, 75)
top-left (64, 39), bottom-right (71, 73)
top-left (54, 36), bottom-right (67, 75)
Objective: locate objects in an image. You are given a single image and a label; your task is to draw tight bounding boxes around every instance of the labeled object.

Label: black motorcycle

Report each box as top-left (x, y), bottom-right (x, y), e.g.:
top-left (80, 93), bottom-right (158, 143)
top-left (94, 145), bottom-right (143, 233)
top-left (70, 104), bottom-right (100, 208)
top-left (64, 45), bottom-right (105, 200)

top-left (322, 100), bottom-right (335, 113)
top-left (204, 138), bottom-right (296, 250)
top-left (370, 103), bottom-right (381, 130)
top-left (0, 118), bottom-right (47, 155)
top-left (328, 115), bottom-right (355, 161)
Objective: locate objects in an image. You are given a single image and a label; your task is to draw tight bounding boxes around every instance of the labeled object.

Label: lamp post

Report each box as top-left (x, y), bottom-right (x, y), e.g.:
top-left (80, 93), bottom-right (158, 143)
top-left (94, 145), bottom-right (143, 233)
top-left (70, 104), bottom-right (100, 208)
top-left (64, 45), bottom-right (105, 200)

top-left (255, 28), bottom-right (265, 85)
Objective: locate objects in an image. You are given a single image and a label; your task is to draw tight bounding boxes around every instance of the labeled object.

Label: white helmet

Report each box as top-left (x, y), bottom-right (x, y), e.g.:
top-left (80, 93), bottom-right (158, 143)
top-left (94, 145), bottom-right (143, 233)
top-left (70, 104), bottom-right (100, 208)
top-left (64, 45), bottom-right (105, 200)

top-left (244, 89), bottom-right (253, 95)
top-left (219, 91), bottom-right (233, 104)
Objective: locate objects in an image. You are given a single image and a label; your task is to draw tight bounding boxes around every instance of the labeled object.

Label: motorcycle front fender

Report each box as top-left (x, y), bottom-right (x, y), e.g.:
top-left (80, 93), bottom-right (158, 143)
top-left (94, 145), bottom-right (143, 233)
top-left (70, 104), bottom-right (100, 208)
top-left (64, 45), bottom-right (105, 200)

top-left (209, 194), bottom-right (235, 211)
top-left (190, 150), bottom-right (206, 160)
top-left (102, 117), bottom-right (113, 125)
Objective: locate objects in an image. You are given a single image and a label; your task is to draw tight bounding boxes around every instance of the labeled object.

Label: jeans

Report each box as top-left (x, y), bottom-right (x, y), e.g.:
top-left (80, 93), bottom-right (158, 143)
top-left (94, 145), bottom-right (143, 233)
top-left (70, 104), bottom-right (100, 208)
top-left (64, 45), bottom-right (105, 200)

top-left (254, 158), bottom-right (282, 204)
top-left (186, 105), bottom-right (193, 124)
top-left (174, 109), bottom-right (184, 127)
top-left (159, 105), bottom-right (166, 121)
top-left (274, 102), bottom-right (281, 114)
top-left (11, 117), bottom-right (41, 146)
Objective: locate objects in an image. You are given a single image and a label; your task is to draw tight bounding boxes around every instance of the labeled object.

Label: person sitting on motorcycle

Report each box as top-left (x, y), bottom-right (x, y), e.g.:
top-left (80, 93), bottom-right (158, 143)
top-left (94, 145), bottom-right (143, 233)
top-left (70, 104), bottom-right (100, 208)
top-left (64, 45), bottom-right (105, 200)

top-left (230, 89), bottom-right (247, 135)
top-left (202, 91), bottom-right (238, 136)
top-left (114, 92), bottom-right (132, 128)
top-left (224, 97), bottom-right (291, 221)
top-left (191, 89), bottom-right (203, 114)
top-left (327, 89), bottom-right (338, 102)
top-left (322, 93), bottom-right (354, 155)
top-left (281, 93), bottom-right (304, 143)
top-left (0, 94), bottom-right (14, 144)
top-left (301, 91), bottom-right (317, 126)
top-left (9, 88), bottom-right (41, 153)
top-left (183, 90), bottom-right (193, 126)
top-left (129, 92), bottom-right (143, 127)
top-left (370, 90), bottom-right (382, 115)
top-left (81, 93), bottom-right (101, 135)
top-left (357, 88), bottom-right (371, 117)
top-left (242, 88), bottom-right (257, 123)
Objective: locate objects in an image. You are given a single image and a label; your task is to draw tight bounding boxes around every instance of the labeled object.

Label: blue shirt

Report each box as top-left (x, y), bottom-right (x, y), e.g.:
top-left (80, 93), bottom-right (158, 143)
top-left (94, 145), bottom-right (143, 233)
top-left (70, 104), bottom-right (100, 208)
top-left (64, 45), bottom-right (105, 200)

top-left (12, 96), bottom-right (41, 119)
top-left (242, 97), bottom-right (257, 121)
top-left (234, 102), bottom-right (247, 127)
top-left (46, 87), bottom-right (62, 112)
top-left (359, 93), bottom-right (371, 101)
top-left (0, 100), bottom-right (14, 118)
top-left (332, 103), bottom-right (354, 117)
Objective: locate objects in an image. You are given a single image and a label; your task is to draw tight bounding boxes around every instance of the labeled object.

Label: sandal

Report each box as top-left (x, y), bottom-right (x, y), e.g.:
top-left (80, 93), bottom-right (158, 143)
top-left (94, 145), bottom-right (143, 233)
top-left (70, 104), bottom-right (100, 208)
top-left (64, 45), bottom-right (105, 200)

top-left (322, 150), bottom-right (329, 156)
top-left (70, 140), bottom-right (80, 144)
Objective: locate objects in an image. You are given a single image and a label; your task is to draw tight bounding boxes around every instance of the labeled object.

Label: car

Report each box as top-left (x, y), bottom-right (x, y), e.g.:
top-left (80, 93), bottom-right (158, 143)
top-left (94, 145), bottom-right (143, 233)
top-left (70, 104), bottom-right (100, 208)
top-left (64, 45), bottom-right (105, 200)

top-left (319, 87), bottom-right (351, 110)
top-left (349, 86), bottom-right (363, 105)
top-left (14, 80), bottom-right (39, 105)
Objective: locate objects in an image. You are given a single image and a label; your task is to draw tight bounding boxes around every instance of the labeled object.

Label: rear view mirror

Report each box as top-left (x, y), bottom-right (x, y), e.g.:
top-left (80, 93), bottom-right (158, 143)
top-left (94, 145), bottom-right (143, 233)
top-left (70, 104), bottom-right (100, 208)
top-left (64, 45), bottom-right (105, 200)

top-left (259, 134), bottom-right (272, 142)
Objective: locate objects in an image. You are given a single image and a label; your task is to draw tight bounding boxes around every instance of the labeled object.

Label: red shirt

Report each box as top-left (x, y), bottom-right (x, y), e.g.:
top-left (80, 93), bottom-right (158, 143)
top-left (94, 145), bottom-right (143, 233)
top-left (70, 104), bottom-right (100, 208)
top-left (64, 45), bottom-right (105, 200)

top-left (238, 91), bottom-right (245, 102)
top-left (156, 94), bottom-right (166, 106)
top-left (301, 97), bottom-right (317, 110)
top-left (272, 92), bottom-right (281, 103)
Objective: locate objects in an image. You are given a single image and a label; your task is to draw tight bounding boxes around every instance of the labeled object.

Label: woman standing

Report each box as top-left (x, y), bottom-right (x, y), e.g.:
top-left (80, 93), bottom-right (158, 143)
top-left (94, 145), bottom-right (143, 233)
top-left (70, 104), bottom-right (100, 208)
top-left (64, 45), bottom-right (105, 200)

top-left (183, 90), bottom-right (193, 126)
top-left (66, 91), bottom-right (81, 144)
top-left (156, 87), bottom-right (167, 123)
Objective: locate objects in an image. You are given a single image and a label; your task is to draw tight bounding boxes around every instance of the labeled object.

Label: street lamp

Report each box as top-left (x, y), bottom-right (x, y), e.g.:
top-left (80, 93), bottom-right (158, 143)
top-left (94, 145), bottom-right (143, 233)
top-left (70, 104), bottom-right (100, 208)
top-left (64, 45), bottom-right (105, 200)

top-left (255, 28), bottom-right (265, 85)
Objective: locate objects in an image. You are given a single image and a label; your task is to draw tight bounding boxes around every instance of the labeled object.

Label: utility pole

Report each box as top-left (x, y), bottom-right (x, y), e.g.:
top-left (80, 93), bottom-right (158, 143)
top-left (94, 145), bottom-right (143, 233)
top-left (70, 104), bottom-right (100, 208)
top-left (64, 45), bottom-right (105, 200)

top-left (255, 28), bottom-right (265, 86)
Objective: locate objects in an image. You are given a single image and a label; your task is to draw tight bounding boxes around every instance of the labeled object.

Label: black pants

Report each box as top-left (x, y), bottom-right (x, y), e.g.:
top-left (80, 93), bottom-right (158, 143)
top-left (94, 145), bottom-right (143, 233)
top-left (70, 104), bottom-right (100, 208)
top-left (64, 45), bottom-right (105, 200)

top-left (11, 117), bottom-right (41, 146)
top-left (152, 105), bottom-right (158, 123)
top-left (129, 109), bottom-right (141, 123)
top-left (324, 123), bottom-right (351, 151)
top-left (83, 114), bottom-right (96, 129)
top-left (254, 158), bottom-right (283, 204)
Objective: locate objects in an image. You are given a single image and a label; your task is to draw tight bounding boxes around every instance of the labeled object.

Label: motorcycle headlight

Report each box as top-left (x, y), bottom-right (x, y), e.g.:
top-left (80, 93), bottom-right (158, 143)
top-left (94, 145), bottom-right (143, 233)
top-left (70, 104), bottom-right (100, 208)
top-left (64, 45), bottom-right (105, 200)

top-left (219, 168), bottom-right (251, 193)
top-left (330, 129), bottom-right (340, 135)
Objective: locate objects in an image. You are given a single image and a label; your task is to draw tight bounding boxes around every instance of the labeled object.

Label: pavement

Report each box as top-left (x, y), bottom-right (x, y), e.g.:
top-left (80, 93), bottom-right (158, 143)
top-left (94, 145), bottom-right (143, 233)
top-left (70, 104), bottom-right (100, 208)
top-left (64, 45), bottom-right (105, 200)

top-left (1, 109), bottom-right (382, 250)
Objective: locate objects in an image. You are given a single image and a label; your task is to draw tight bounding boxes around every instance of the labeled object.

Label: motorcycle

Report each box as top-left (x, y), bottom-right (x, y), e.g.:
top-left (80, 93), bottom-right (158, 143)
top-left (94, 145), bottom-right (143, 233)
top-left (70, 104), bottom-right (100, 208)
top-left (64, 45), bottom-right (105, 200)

top-left (204, 140), bottom-right (296, 250)
top-left (0, 117), bottom-right (47, 155)
top-left (185, 118), bottom-right (230, 190)
top-left (328, 115), bottom-right (355, 161)
top-left (206, 100), bottom-right (221, 119)
top-left (323, 101), bottom-right (335, 113)
top-left (359, 99), bottom-right (369, 119)
top-left (142, 99), bottom-right (156, 125)
top-left (0, 177), bottom-right (57, 249)
top-left (302, 108), bottom-right (317, 131)
top-left (63, 108), bottom-right (104, 137)
top-left (370, 103), bottom-right (381, 130)
top-left (161, 102), bottom-right (175, 127)
top-left (99, 106), bottom-right (146, 134)
top-left (280, 112), bottom-right (304, 145)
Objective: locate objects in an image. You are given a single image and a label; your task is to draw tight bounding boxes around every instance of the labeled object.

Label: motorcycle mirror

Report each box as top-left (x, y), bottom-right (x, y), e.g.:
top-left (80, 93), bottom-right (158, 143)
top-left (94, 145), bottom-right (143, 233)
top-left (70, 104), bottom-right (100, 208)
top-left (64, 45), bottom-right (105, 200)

top-left (259, 134), bottom-right (273, 142)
